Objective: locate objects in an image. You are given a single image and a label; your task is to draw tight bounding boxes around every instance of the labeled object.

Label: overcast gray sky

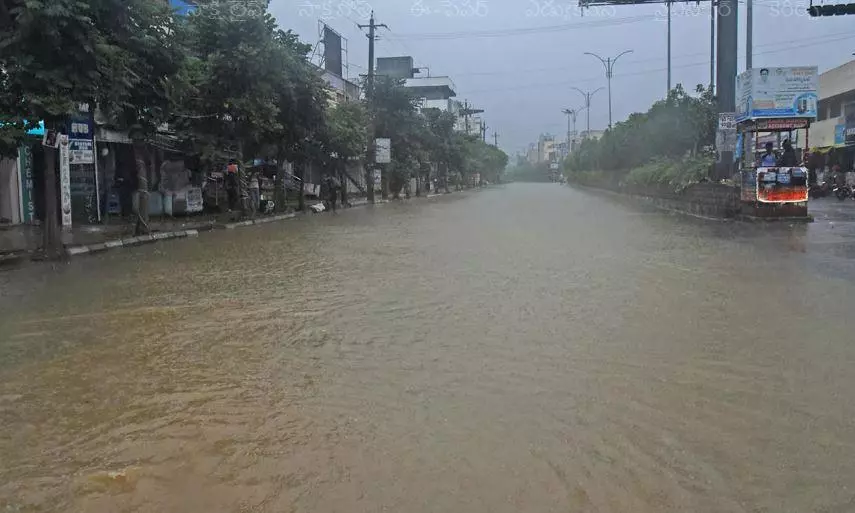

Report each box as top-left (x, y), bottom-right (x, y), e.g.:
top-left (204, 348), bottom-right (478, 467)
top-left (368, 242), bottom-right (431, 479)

top-left (272, 0), bottom-right (855, 155)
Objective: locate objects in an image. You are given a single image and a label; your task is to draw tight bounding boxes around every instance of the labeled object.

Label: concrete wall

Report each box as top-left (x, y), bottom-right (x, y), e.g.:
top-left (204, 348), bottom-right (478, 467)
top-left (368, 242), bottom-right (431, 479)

top-left (573, 180), bottom-right (741, 219)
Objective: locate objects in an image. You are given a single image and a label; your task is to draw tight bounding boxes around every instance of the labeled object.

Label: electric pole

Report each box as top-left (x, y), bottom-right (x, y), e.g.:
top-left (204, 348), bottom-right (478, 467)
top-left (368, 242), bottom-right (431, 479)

top-left (667, 0), bottom-right (672, 94)
top-left (493, 132), bottom-right (499, 147)
top-left (710, 0), bottom-right (716, 92)
top-left (358, 11), bottom-right (387, 203)
top-left (562, 108), bottom-right (578, 151)
top-left (584, 50), bottom-right (633, 130)
top-left (459, 101), bottom-right (484, 136)
top-left (715, 0), bottom-right (738, 179)
top-left (480, 121), bottom-right (487, 142)
top-left (746, 0), bottom-right (753, 69)
top-left (571, 87), bottom-right (604, 137)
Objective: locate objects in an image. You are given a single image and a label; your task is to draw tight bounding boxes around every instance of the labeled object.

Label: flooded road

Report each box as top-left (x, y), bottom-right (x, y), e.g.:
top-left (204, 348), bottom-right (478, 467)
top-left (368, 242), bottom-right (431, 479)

top-left (3, 183), bottom-right (855, 513)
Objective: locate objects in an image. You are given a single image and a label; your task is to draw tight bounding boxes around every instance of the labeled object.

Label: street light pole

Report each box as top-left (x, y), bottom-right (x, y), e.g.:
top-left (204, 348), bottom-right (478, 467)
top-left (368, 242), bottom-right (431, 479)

top-left (571, 87), bottom-right (604, 137)
top-left (562, 108), bottom-right (579, 151)
top-left (584, 50), bottom-right (633, 130)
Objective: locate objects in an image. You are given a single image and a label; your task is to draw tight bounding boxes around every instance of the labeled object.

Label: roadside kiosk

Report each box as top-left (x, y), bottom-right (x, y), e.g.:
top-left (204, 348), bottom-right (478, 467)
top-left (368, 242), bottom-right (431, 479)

top-left (735, 67), bottom-right (817, 219)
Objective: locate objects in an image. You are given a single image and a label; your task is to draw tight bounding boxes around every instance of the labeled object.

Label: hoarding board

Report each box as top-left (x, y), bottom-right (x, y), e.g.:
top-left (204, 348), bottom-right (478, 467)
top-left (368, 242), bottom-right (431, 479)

top-left (735, 67), bottom-right (818, 121)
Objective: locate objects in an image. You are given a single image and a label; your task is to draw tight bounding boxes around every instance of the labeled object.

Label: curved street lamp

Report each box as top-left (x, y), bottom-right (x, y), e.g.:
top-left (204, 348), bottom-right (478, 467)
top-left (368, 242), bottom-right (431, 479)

top-left (570, 86), bottom-right (604, 138)
top-left (584, 50), bottom-right (634, 130)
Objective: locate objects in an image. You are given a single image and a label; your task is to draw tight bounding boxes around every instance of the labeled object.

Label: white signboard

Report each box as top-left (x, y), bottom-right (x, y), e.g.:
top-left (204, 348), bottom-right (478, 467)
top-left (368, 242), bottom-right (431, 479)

top-left (69, 139), bottom-right (94, 164)
top-left (375, 138), bottom-right (391, 164)
top-left (718, 112), bottom-right (736, 131)
top-left (59, 134), bottom-right (72, 230)
top-left (736, 67), bottom-right (818, 121)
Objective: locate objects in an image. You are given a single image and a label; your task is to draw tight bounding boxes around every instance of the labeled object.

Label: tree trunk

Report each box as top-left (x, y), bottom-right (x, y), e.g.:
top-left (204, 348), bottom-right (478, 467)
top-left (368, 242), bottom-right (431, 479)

top-left (297, 162), bottom-right (306, 211)
top-left (275, 157), bottom-right (286, 213)
top-left (381, 166), bottom-right (388, 200)
top-left (339, 160), bottom-right (348, 207)
top-left (443, 162), bottom-right (450, 193)
top-left (41, 145), bottom-right (63, 259)
top-left (133, 142), bottom-right (150, 235)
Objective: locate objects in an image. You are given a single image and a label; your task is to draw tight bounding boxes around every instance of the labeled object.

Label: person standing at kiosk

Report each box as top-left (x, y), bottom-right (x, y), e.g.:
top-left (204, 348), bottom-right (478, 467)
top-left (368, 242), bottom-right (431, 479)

top-left (759, 142), bottom-right (777, 167)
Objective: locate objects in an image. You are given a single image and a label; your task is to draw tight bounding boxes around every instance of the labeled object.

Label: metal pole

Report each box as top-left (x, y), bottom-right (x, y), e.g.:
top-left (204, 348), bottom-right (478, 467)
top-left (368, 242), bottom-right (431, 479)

top-left (746, 0), bottom-right (753, 70)
top-left (584, 52), bottom-right (631, 130)
top-left (607, 57), bottom-right (613, 129)
top-left (667, 0), bottom-right (672, 95)
top-left (710, 0), bottom-right (716, 92)
top-left (358, 11), bottom-right (387, 204)
top-left (715, 0), bottom-right (738, 179)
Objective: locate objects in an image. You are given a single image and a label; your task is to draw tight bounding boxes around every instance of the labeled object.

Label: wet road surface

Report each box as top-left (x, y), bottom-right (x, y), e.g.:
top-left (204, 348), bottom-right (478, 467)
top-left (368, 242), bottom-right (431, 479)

top-left (2, 183), bottom-right (855, 512)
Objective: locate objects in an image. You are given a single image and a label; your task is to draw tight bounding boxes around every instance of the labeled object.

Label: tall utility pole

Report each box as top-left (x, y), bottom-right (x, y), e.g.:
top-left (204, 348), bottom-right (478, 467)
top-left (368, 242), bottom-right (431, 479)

top-left (584, 50), bottom-right (633, 130)
top-left (480, 121), bottom-right (487, 142)
top-left (571, 87), bottom-right (604, 136)
top-left (666, 0), bottom-right (672, 94)
top-left (746, 0), bottom-right (753, 69)
top-left (710, 0), bottom-right (716, 92)
top-left (493, 132), bottom-right (499, 147)
top-left (562, 108), bottom-right (578, 151)
top-left (715, 0), bottom-right (738, 179)
top-left (358, 11), bottom-right (387, 203)
top-left (459, 101), bottom-right (484, 136)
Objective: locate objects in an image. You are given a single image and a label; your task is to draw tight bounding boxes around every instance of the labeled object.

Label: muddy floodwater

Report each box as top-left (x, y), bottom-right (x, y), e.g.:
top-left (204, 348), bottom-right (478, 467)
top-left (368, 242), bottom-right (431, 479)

top-left (3, 184), bottom-right (855, 512)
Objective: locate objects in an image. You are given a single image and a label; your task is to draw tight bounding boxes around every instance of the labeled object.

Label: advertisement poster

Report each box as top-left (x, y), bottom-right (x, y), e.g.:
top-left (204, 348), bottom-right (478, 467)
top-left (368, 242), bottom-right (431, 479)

top-left (735, 67), bottom-right (818, 121)
top-left (756, 167), bottom-right (809, 203)
top-left (17, 145), bottom-right (35, 223)
top-left (375, 138), bottom-right (391, 164)
top-left (59, 134), bottom-right (72, 229)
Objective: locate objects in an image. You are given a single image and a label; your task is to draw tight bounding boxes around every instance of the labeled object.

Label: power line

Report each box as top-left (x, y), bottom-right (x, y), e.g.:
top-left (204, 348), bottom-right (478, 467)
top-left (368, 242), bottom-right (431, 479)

top-left (457, 34), bottom-right (855, 95)
top-left (447, 30), bottom-right (855, 79)
top-left (384, 15), bottom-right (657, 40)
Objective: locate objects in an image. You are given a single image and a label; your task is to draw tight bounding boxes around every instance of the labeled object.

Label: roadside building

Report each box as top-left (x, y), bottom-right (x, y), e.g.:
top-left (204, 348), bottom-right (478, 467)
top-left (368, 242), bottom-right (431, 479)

top-left (538, 134), bottom-right (556, 163)
top-left (811, 59), bottom-right (855, 174)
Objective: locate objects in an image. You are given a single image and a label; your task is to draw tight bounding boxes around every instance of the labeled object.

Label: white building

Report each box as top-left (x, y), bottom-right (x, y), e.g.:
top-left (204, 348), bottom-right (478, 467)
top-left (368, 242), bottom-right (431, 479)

top-left (812, 59), bottom-right (855, 150)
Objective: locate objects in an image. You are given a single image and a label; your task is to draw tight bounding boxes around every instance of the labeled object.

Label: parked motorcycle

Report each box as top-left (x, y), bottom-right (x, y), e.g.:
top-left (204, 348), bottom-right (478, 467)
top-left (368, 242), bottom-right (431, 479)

top-left (809, 181), bottom-right (831, 199)
top-left (833, 184), bottom-right (852, 201)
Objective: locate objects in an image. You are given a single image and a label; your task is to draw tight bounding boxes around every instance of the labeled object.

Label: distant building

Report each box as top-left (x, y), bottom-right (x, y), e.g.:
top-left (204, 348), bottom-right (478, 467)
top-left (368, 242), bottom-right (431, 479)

top-left (377, 56), bottom-right (459, 116)
top-left (320, 68), bottom-right (360, 106)
top-left (538, 134), bottom-right (556, 163)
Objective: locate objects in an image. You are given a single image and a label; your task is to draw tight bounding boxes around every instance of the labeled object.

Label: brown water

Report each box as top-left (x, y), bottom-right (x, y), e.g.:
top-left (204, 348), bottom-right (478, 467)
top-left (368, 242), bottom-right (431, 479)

top-left (2, 184), bottom-right (855, 512)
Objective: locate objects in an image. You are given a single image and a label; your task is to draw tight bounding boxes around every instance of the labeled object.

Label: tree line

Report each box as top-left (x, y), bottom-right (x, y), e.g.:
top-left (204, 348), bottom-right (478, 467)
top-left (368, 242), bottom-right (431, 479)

top-left (563, 85), bottom-right (717, 190)
top-left (0, 0), bottom-right (507, 257)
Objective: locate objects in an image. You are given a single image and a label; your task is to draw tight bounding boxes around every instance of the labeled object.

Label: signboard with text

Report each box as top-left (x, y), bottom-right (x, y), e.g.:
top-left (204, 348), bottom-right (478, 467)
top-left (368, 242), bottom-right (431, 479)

top-left (736, 67), bottom-right (818, 121)
top-left (59, 135), bottom-right (72, 230)
top-left (375, 138), bottom-right (391, 164)
top-left (17, 145), bottom-right (35, 223)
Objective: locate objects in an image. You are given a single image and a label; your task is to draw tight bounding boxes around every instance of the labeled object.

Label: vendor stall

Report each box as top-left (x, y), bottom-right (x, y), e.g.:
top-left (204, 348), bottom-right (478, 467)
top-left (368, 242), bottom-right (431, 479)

top-left (735, 67), bottom-right (818, 219)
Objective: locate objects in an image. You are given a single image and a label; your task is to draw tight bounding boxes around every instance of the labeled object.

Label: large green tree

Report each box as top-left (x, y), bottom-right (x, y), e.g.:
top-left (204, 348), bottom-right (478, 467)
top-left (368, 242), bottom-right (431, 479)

top-left (325, 101), bottom-right (368, 203)
top-left (0, 0), bottom-right (182, 256)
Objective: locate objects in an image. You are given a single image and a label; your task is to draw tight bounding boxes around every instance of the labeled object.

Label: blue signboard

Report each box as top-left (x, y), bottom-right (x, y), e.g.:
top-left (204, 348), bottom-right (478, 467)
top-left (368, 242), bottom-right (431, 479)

top-left (736, 67), bottom-right (819, 122)
top-left (171, 0), bottom-right (197, 15)
top-left (834, 124), bottom-right (846, 146)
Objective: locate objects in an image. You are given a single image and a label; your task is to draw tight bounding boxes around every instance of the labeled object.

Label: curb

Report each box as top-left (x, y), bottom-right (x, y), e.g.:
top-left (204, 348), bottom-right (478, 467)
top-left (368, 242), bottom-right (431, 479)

top-left (64, 229), bottom-right (200, 257)
top-left (17, 188), bottom-right (487, 265)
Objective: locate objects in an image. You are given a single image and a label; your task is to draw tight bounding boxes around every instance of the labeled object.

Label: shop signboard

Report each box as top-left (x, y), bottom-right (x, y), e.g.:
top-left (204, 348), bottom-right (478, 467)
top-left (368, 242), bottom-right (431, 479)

top-left (735, 67), bottom-right (818, 121)
top-left (835, 124), bottom-right (846, 146)
top-left (17, 145), bottom-right (35, 223)
top-left (845, 110), bottom-right (855, 145)
top-left (59, 135), bottom-right (72, 229)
